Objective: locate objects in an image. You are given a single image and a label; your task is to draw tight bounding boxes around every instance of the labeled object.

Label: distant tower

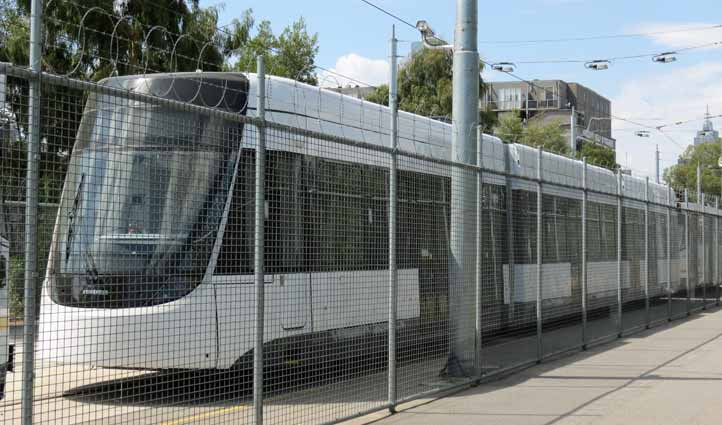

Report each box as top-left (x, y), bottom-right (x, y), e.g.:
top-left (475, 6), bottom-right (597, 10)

top-left (694, 105), bottom-right (719, 145)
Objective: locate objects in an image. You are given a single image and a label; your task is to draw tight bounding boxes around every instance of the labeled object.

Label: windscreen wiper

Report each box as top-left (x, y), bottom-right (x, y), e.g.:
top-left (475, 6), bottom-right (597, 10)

top-left (65, 173), bottom-right (85, 262)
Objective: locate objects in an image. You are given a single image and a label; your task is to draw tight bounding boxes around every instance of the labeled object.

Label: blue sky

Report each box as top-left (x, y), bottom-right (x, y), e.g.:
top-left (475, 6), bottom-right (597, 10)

top-left (200, 0), bottom-right (722, 178)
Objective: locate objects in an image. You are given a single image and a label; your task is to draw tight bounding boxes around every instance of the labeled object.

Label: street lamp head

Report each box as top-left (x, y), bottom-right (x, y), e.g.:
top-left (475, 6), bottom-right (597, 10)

top-left (653, 52), bottom-right (677, 64)
top-left (416, 20), bottom-right (433, 36)
top-left (585, 60), bottom-right (610, 71)
top-left (416, 19), bottom-right (452, 49)
top-left (491, 62), bottom-right (516, 73)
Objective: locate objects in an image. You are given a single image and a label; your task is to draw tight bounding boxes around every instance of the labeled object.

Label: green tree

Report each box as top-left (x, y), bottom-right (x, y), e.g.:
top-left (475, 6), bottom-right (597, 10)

top-left (364, 48), bottom-right (492, 127)
top-left (493, 112), bottom-right (570, 155)
top-left (494, 112), bottom-right (524, 143)
top-left (664, 141), bottom-right (722, 197)
top-left (364, 84), bottom-right (389, 106)
top-left (579, 142), bottom-right (618, 170)
top-left (226, 15), bottom-right (319, 85)
top-left (520, 118), bottom-right (569, 154)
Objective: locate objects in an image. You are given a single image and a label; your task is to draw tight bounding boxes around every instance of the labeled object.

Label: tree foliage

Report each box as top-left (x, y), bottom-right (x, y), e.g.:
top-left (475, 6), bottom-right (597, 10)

top-left (1, 1), bottom-right (318, 82)
top-left (494, 113), bottom-right (524, 143)
top-left (227, 16), bottom-right (319, 85)
top-left (494, 112), bottom-right (570, 155)
top-left (579, 142), bottom-right (618, 170)
top-left (364, 48), bottom-right (494, 128)
top-left (664, 141), bottom-right (722, 197)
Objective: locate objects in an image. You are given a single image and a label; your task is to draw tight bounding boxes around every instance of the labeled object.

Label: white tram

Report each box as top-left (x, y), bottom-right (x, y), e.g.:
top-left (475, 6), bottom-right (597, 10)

top-left (38, 72), bottom-right (683, 371)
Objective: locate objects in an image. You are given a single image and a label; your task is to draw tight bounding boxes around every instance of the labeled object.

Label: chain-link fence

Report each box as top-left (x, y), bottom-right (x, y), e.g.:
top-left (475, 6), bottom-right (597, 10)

top-left (1, 3), bottom-right (722, 425)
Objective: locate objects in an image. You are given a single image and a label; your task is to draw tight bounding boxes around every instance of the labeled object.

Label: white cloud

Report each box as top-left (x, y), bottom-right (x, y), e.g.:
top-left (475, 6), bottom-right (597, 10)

top-left (319, 53), bottom-right (389, 88)
top-left (612, 60), bottom-right (722, 178)
top-left (634, 22), bottom-right (722, 51)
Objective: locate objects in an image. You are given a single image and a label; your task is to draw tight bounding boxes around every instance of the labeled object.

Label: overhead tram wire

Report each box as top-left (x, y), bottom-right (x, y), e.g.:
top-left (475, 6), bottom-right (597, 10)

top-left (358, 0), bottom-right (417, 30)
top-left (509, 40), bottom-right (722, 65)
top-left (478, 24), bottom-right (722, 46)
top-left (96, 0), bottom-right (697, 145)
top-left (357, 0), bottom-right (698, 148)
top-left (355, 0), bottom-right (722, 47)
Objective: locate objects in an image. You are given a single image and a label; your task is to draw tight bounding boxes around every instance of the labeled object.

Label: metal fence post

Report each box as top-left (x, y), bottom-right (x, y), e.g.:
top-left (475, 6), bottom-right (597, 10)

top-left (667, 187), bottom-right (672, 321)
top-left (475, 126), bottom-right (483, 378)
top-left (387, 25), bottom-right (399, 411)
top-left (22, 1), bottom-right (43, 424)
top-left (644, 177), bottom-right (650, 328)
top-left (254, 56), bottom-right (267, 425)
top-left (702, 194), bottom-right (707, 309)
top-left (581, 158), bottom-right (588, 349)
top-left (505, 149), bottom-right (515, 319)
top-left (536, 147), bottom-right (543, 362)
top-left (714, 198), bottom-right (720, 307)
top-left (685, 189), bottom-right (690, 316)
top-left (617, 170), bottom-right (623, 337)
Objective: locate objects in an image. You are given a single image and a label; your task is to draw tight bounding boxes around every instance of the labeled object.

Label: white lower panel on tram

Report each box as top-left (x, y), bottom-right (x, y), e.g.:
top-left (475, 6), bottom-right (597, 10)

top-left (213, 269), bottom-right (419, 369)
top-left (503, 263), bottom-right (572, 304)
top-left (38, 283), bottom-right (219, 369)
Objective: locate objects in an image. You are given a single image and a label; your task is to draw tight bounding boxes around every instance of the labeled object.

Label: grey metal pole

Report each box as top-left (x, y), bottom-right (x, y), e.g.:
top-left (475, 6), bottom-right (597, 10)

top-left (22, 1), bottom-right (42, 424)
top-left (697, 193), bottom-right (707, 310)
top-left (253, 56), bottom-right (267, 425)
top-left (570, 106), bottom-right (576, 157)
top-left (387, 25), bottom-right (399, 411)
top-left (655, 145), bottom-right (660, 184)
top-left (505, 149), bottom-right (515, 319)
top-left (617, 171), bottom-right (623, 337)
top-left (714, 198), bottom-right (720, 307)
top-left (475, 126), bottom-right (483, 378)
top-left (697, 164), bottom-right (702, 203)
top-left (698, 164), bottom-right (704, 308)
top-left (536, 147), bottom-right (543, 362)
top-left (525, 83), bottom-right (529, 122)
top-left (448, 0), bottom-right (480, 377)
top-left (667, 187), bottom-right (672, 321)
top-left (581, 158), bottom-right (588, 349)
top-left (644, 177), bottom-right (650, 328)
top-left (685, 189), bottom-right (690, 315)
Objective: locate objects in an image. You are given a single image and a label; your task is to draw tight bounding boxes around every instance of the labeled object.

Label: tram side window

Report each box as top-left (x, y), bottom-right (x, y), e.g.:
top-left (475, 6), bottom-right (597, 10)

top-left (481, 183), bottom-right (507, 305)
top-left (0, 254), bottom-right (6, 289)
top-left (397, 170), bottom-right (449, 270)
top-left (215, 151), bottom-right (255, 275)
top-left (599, 204), bottom-right (617, 261)
top-left (586, 202), bottom-right (603, 261)
top-left (215, 150), bottom-right (305, 275)
top-left (308, 158), bottom-right (389, 272)
top-left (513, 190), bottom-right (537, 264)
top-left (542, 194), bottom-right (560, 263)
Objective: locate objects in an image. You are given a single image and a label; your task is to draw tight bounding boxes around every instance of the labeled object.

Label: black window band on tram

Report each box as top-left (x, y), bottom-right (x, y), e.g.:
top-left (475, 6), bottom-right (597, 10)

top-left (50, 73), bottom-right (249, 309)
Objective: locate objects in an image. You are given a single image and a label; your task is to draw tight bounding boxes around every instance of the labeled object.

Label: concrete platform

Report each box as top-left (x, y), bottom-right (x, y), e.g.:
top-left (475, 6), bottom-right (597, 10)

top-left (353, 307), bottom-right (722, 425)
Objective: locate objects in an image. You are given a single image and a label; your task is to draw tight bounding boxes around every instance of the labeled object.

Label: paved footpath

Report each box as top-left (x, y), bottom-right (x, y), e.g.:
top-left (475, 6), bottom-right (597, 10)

top-left (349, 307), bottom-right (722, 425)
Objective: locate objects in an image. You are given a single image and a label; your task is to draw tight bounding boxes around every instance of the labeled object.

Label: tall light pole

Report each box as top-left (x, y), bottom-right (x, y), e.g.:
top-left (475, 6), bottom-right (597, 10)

top-left (656, 145), bottom-right (660, 184)
top-left (449, 0), bottom-right (480, 378)
top-left (570, 105), bottom-right (577, 157)
top-left (417, 0), bottom-right (480, 377)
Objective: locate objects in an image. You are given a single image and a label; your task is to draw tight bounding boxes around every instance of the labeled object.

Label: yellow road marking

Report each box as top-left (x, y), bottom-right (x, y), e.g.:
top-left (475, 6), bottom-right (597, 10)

top-left (160, 405), bottom-right (249, 425)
